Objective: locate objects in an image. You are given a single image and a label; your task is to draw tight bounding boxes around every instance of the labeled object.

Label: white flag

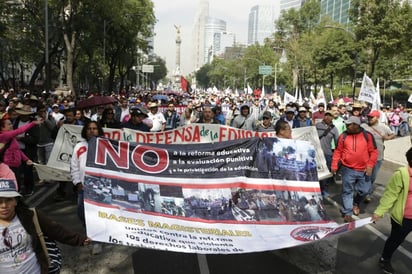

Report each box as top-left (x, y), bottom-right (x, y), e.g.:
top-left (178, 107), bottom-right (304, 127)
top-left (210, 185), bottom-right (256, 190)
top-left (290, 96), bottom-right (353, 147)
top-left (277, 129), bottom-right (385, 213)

top-left (408, 93), bottom-right (412, 104)
top-left (330, 89), bottom-right (334, 103)
top-left (247, 84), bottom-right (253, 95)
top-left (358, 73), bottom-right (375, 104)
top-left (316, 86), bottom-right (327, 106)
top-left (284, 91), bottom-right (296, 105)
top-left (261, 85), bottom-right (265, 100)
top-left (372, 79), bottom-right (381, 110)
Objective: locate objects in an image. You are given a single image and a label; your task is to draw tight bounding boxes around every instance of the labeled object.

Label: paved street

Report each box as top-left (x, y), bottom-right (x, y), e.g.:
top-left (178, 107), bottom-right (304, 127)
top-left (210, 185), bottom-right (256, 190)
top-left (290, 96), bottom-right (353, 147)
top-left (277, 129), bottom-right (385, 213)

top-left (27, 136), bottom-right (412, 274)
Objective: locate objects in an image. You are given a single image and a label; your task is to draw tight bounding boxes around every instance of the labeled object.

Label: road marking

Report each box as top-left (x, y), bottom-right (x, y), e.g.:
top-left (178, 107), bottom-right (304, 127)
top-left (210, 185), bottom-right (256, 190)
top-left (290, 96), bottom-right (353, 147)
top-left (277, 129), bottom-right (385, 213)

top-left (26, 184), bottom-right (59, 207)
top-left (366, 223), bottom-right (412, 260)
top-left (325, 193), bottom-right (412, 260)
top-left (197, 254), bottom-right (210, 274)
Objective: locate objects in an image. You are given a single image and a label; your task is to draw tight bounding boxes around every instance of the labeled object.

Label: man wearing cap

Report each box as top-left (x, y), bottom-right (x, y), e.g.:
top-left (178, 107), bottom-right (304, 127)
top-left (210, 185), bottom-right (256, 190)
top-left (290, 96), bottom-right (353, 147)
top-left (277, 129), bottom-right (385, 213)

top-left (231, 104), bottom-right (255, 130)
top-left (294, 106), bottom-right (312, 128)
top-left (250, 99), bottom-right (263, 122)
top-left (122, 106), bottom-right (152, 132)
top-left (255, 111), bottom-right (276, 132)
top-left (163, 103), bottom-right (180, 130)
top-left (50, 103), bottom-right (64, 124)
top-left (361, 110), bottom-right (395, 202)
top-left (331, 116), bottom-right (378, 222)
top-left (147, 102), bottom-right (166, 132)
top-left (312, 102), bottom-right (326, 125)
top-left (316, 110), bottom-right (340, 196)
top-left (281, 107), bottom-right (298, 129)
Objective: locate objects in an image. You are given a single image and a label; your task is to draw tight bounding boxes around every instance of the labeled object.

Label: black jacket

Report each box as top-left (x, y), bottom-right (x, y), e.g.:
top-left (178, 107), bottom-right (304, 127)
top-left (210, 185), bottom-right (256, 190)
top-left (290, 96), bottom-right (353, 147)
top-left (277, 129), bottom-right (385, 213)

top-left (16, 203), bottom-right (87, 274)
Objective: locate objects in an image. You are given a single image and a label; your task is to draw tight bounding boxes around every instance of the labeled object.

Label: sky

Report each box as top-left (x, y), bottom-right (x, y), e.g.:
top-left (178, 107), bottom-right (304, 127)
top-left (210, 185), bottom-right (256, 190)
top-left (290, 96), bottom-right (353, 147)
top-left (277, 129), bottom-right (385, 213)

top-left (151, 0), bottom-right (274, 76)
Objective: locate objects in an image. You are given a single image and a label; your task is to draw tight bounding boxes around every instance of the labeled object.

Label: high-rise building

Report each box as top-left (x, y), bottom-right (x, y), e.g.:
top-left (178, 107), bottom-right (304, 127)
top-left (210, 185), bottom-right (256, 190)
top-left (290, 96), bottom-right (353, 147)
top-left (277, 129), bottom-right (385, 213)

top-left (280, 0), bottom-right (305, 12)
top-left (204, 17), bottom-right (226, 63)
top-left (247, 5), bottom-right (280, 45)
top-left (192, 0), bottom-right (209, 71)
top-left (319, 0), bottom-right (351, 25)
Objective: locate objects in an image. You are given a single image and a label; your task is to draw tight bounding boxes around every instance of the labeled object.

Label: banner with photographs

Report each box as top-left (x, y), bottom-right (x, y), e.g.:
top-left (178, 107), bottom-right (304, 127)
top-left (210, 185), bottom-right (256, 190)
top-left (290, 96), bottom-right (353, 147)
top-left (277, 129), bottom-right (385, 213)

top-left (84, 137), bottom-right (369, 254)
top-left (36, 124), bottom-right (331, 182)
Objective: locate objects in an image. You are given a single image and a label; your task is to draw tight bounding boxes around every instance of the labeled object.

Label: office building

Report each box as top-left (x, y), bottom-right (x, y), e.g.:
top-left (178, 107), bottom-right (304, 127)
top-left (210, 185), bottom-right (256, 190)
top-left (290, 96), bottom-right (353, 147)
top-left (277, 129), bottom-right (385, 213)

top-left (248, 5), bottom-right (279, 45)
top-left (192, 0), bottom-right (210, 71)
top-left (280, 0), bottom-right (305, 11)
top-left (204, 17), bottom-right (227, 63)
top-left (319, 0), bottom-right (351, 25)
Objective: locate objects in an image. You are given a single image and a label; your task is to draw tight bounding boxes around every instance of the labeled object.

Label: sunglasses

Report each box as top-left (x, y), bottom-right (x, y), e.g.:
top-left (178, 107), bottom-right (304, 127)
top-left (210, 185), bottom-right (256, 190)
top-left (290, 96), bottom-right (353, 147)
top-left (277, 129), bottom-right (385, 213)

top-left (2, 227), bottom-right (12, 248)
top-left (106, 112), bottom-right (114, 114)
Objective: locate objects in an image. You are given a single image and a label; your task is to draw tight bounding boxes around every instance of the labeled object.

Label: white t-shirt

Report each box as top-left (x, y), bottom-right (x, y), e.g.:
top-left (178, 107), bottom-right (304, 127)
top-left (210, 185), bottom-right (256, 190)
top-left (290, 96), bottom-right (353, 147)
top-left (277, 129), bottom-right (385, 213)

top-left (148, 112), bottom-right (166, 132)
top-left (0, 216), bottom-right (41, 274)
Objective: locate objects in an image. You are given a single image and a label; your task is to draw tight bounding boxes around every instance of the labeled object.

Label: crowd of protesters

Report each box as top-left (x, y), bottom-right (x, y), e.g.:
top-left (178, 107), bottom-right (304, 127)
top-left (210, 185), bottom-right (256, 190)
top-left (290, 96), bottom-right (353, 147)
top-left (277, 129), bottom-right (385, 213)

top-left (1, 87), bottom-right (412, 272)
top-left (0, 88), bottom-right (410, 196)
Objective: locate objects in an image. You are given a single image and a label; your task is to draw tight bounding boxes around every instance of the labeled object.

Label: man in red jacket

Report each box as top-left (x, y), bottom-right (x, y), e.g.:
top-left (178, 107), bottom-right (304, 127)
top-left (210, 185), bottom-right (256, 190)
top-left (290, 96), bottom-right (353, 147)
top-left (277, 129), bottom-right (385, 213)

top-left (331, 116), bottom-right (378, 222)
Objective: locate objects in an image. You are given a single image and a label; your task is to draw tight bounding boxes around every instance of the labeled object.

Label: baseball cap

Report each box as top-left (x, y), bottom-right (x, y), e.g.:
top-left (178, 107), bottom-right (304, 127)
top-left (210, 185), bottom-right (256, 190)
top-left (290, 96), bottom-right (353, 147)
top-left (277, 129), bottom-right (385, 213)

top-left (129, 106), bottom-right (148, 117)
top-left (298, 107), bottom-right (307, 112)
top-left (344, 116), bottom-right (361, 125)
top-left (324, 110), bottom-right (334, 116)
top-left (367, 110), bottom-right (380, 118)
top-left (285, 107), bottom-right (294, 113)
top-left (0, 179), bottom-right (21, 198)
top-left (262, 111), bottom-right (272, 119)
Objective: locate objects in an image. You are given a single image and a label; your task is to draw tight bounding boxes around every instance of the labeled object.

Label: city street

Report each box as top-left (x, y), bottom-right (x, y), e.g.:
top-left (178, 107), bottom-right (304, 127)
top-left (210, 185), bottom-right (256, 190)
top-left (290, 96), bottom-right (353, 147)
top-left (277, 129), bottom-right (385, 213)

top-left (27, 137), bottom-right (412, 274)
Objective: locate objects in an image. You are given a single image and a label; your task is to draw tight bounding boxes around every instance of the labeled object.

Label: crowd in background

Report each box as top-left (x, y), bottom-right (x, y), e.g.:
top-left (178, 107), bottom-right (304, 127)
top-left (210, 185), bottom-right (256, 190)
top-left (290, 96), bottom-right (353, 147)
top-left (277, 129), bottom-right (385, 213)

top-left (0, 87), bottom-right (410, 199)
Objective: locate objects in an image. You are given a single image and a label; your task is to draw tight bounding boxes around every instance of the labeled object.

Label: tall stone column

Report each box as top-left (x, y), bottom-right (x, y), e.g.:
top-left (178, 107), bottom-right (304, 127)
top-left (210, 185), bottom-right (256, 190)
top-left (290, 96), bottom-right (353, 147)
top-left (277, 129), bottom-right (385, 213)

top-left (174, 25), bottom-right (182, 79)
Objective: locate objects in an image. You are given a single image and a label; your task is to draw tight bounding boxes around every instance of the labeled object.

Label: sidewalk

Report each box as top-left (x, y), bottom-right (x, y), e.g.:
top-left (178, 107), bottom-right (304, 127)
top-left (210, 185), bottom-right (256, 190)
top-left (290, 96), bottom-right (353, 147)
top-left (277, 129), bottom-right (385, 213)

top-left (383, 136), bottom-right (410, 166)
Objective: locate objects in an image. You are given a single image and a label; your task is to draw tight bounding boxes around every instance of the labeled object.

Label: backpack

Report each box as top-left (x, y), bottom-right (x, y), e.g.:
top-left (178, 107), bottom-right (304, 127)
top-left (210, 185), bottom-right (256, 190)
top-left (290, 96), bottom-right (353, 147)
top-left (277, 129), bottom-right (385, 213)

top-left (341, 129), bottom-right (377, 149)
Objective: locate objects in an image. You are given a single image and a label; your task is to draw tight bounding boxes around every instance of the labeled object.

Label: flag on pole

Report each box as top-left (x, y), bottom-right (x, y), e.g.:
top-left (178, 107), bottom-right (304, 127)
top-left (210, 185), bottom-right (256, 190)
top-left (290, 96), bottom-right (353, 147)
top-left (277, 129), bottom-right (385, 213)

top-left (358, 73), bottom-right (375, 104)
top-left (247, 84), bottom-right (253, 95)
top-left (180, 76), bottom-right (192, 94)
top-left (260, 85), bottom-right (265, 100)
top-left (371, 79), bottom-right (381, 110)
top-left (284, 91), bottom-right (296, 105)
top-left (329, 89), bottom-right (334, 104)
top-left (316, 86), bottom-right (327, 106)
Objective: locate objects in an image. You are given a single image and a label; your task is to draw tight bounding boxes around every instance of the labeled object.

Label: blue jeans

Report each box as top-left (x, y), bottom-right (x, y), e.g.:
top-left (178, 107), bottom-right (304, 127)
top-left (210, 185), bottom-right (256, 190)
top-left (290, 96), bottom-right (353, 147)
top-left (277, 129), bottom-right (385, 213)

top-left (365, 159), bottom-right (382, 195)
top-left (390, 125), bottom-right (399, 136)
top-left (77, 189), bottom-right (86, 227)
top-left (341, 165), bottom-right (371, 215)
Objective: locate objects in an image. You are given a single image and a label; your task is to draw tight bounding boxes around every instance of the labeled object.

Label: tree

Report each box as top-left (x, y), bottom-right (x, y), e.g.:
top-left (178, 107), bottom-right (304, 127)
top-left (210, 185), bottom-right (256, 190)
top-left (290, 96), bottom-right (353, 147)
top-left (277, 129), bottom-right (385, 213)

top-left (275, 0), bottom-right (321, 93)
top-left (350, 0), bottom-right (406, 79)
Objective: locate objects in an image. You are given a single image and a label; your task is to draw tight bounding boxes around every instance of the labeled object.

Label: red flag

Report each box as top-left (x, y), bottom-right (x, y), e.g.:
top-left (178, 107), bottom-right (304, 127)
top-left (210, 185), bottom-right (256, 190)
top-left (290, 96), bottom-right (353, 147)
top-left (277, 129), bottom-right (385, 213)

top-left (180, 76), bottom-right (191, 94)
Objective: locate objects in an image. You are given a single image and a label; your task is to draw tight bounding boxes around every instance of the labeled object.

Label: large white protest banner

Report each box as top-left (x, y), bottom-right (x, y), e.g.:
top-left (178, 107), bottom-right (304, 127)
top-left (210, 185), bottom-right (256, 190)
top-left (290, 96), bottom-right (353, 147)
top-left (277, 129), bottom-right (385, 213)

top-left (84, 137), bottom-right (369, 254)
top-left (36, 124), bottom-right (331, 181)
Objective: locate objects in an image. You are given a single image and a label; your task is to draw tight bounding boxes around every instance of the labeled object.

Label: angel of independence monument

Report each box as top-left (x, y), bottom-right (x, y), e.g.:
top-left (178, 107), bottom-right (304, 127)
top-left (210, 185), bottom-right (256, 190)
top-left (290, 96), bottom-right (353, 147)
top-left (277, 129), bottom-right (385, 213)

top-left (174, 25), bottom-right (182, 88)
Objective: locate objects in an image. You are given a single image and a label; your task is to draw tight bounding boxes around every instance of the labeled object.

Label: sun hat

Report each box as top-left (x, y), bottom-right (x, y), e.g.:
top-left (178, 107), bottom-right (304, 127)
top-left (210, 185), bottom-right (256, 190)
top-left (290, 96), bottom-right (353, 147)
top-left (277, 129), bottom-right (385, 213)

top-left (15, 105), bottom-right (34, 115)
top-left (0, 179), bottom-right (21, 197)
top-left (147, 102), bottom-right (158, 108)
